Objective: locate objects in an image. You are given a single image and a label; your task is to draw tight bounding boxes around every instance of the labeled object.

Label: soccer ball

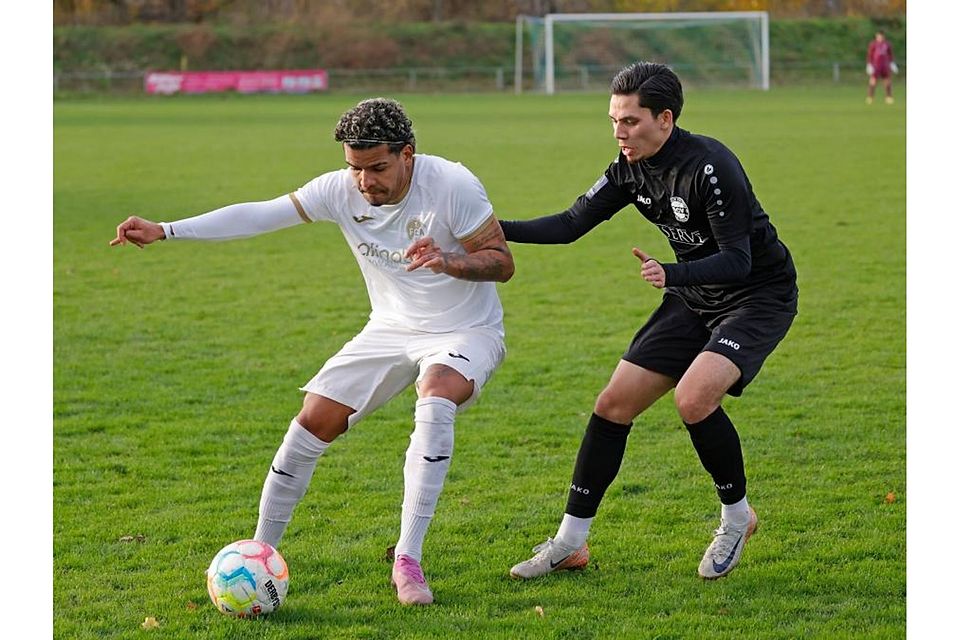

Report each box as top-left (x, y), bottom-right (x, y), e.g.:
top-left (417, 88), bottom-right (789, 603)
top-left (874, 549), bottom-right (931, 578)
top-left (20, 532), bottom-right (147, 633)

top-left (206, 539), bottom-right (289, 617)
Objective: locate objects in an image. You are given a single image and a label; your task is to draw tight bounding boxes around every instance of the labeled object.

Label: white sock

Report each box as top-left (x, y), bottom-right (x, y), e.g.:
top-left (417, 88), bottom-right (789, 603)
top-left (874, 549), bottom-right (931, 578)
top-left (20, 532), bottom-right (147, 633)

top-left (254, 419), bottom-right (330, 548)
top-left (394, 397), bottom-right (457, 562)
top-left (721, 496), bottom-right (751, 526)
top-left (556, 513), bottom-right (593, 549)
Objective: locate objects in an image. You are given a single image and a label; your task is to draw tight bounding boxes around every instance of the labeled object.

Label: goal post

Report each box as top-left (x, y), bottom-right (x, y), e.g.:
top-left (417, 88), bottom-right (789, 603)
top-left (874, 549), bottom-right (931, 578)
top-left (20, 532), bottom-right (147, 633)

top-left (515, 11), bottom-right (769, 94)
top-left (515, 14), bottom-right (544, 95)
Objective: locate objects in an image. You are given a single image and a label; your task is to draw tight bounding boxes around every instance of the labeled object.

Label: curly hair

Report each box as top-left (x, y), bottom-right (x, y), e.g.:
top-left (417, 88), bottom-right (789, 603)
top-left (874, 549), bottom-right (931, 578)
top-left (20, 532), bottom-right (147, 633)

top-left (610, 62), bottom-right (684, 122)
top-left (334, 98), bottom-right (416, 153)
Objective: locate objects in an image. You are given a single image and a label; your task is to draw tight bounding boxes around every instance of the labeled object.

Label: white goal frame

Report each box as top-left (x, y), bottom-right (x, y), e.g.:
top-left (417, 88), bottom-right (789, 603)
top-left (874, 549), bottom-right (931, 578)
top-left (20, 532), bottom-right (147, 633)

top-left (515, 11), bottom-right (769, 94)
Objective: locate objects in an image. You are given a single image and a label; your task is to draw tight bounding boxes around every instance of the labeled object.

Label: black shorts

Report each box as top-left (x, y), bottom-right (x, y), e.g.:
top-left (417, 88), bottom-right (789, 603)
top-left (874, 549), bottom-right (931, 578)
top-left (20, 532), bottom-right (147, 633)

top-left (623, 289), bottom-right (797, 397)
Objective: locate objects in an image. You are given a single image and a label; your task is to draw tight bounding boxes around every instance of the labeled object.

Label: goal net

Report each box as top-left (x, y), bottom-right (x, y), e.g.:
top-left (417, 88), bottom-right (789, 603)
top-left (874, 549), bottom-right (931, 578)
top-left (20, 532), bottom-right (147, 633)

top-left (515, 12), bottom-right (769, 94)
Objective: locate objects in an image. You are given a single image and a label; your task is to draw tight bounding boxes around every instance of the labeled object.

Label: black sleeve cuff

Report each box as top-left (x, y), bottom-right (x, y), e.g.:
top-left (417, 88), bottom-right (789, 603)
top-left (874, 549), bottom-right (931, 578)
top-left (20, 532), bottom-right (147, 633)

top-left (662, 237), bottom-right (752, 287)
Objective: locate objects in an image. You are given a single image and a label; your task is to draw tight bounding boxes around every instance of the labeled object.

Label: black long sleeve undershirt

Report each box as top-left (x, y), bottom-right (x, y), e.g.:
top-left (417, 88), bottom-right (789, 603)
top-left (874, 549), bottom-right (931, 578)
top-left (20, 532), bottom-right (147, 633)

top-left (500, 211), bottom-right (753, 287)
top-left (661, 235), bottom-right (752, 287)
top-left (499, 206), bottom-right (609, 244)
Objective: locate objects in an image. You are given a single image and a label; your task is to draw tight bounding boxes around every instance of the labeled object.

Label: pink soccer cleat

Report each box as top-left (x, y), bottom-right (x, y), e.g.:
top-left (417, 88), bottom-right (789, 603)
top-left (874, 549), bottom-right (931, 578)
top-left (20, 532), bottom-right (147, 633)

top-left (391, 554), bottom-right (434, 605)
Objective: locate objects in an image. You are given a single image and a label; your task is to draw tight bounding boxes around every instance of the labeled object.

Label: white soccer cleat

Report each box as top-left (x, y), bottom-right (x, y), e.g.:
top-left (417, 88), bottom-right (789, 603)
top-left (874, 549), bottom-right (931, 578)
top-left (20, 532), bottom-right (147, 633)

top-left (509, 537), bottom-right (589, 580)
top-left (698, 507), bottom-right (758, 580)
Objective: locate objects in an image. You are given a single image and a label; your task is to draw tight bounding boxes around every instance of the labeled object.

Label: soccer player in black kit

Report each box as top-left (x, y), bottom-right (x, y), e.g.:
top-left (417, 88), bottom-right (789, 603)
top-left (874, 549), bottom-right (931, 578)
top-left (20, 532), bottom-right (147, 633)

top-left (505, 62), bottom-right (797, 580)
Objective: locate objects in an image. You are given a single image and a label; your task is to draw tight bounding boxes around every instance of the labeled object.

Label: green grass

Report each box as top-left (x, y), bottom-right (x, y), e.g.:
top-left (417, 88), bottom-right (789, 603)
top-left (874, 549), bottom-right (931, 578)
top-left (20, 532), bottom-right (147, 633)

top-left (54, 87), bottom-right (905, 639)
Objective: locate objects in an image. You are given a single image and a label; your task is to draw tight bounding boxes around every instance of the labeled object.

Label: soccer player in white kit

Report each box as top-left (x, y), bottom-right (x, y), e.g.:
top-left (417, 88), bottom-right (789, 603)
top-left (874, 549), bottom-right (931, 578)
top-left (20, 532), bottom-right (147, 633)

top-left (110, 98), bottom-right (515, 605)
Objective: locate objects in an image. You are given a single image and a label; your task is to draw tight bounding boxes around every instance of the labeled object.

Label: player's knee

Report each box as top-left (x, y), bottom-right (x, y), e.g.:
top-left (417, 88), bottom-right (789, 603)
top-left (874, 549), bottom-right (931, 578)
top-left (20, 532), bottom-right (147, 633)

top-left (673, 388), bottom-right (718, 424)
top-left (593, 387), bottom-right (637, 425)
top-left (296, 397), bottom-right (349, 443)
top-left (417, 365), bottom-right (473, 406)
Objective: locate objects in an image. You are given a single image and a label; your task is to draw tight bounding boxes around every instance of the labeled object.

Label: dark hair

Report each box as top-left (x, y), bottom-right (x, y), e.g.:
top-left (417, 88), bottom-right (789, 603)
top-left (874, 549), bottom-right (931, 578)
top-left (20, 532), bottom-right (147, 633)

top-left (334, 97), bottom-right (416, 153)
top-left (610, 62), bottom-right (684, 122)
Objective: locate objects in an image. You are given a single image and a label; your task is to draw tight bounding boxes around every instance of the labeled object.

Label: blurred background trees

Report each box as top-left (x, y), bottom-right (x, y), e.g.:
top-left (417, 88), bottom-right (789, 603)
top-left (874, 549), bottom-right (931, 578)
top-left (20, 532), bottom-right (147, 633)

top-left (53, 0), bottom-right (907, 25)
top-left (52, 0), bottom-right (905, 92)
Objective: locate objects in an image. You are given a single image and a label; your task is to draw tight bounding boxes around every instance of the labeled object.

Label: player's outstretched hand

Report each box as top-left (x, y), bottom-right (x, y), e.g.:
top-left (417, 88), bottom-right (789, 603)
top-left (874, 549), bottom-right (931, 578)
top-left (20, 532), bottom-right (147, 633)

top-left (110, 216), bottom-right (165, 249)
top-left (632, 247), bottom-right (666, 289)
top-left (405, 236), bottom-right (448, 274)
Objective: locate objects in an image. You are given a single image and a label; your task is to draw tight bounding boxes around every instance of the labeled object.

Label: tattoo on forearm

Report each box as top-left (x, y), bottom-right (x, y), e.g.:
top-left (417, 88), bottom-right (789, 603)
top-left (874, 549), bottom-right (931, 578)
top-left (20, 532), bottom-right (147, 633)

top-left (446, 248), bottom-right (513, 281)
top-left (450, 217), bottom-right (515, 282)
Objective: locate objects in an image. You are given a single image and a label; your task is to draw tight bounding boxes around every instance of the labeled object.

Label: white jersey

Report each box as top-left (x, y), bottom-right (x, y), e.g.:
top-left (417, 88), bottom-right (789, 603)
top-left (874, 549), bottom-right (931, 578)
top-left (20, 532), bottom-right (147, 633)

top-left (293, 154), bottom-right (504, 335)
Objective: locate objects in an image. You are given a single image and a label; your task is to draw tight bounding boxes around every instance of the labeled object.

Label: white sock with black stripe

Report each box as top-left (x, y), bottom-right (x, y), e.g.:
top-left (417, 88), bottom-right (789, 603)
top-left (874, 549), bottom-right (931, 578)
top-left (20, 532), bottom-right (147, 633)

top-left (394, 397), bottom-right (457, 562)
top-left (254, 418), bottom-right (330, 548)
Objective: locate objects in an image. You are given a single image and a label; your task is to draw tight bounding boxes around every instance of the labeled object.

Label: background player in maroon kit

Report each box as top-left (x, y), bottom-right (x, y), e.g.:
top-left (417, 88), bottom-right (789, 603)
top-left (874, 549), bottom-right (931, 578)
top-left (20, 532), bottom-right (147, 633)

top-left (866, 30), bottom-right (898, 104)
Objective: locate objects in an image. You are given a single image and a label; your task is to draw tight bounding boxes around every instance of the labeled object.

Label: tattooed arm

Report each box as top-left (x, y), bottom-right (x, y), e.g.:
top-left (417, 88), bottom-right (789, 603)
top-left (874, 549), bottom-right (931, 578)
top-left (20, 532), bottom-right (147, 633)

top-left (404, 215), bottom-right (515, 282)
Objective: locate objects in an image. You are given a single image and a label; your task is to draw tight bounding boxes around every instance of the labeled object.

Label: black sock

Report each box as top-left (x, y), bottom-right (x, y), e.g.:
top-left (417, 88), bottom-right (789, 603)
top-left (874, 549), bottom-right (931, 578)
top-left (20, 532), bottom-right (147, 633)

top-left (564, 413), bottom-right (632, 518)
top-left (684, 407), bottom-right (746, 505)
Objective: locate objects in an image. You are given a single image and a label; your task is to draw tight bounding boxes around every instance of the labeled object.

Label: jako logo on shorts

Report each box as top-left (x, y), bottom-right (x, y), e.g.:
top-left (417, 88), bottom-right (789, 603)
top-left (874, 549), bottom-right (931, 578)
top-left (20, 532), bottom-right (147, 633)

top-left (718, 337), bottom-right (741, 350)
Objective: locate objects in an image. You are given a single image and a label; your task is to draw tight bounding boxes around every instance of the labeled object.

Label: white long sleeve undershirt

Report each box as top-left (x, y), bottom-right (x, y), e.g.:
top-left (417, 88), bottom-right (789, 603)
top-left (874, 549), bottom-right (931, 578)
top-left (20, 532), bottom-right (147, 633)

top-left (160, 194), bottom-right (306, 241)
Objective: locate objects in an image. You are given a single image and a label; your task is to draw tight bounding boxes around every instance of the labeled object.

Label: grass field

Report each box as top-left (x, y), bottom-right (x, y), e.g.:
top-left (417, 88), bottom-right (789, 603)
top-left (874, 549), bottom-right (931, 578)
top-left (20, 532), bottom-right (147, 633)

top-left (53, 87), bottom-right (905, 639)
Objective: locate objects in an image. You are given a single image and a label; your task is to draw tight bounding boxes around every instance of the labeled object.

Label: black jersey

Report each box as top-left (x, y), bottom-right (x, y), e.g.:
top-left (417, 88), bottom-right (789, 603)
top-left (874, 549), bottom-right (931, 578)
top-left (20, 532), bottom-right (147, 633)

top-left (501, 126), bottom-right (796, 311)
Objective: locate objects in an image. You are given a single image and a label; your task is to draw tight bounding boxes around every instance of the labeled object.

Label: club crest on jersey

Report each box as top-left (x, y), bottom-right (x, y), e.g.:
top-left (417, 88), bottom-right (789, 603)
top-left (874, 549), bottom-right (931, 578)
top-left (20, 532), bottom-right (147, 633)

top-left (670, 196), bottom-right (690, 222)
top-left (406, 219), bottom-right (425, 240)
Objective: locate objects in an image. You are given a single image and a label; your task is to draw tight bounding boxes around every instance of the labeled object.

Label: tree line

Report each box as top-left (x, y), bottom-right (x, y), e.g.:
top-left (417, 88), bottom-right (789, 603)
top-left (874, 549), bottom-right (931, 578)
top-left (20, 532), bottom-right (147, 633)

top-left (54, 0), bottom-right (906, 25)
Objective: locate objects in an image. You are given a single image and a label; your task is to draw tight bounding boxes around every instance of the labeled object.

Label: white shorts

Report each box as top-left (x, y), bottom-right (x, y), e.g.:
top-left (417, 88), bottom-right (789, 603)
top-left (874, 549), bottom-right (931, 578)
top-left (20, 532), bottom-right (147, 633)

top-left (300, 321), bottom-right (505, 428)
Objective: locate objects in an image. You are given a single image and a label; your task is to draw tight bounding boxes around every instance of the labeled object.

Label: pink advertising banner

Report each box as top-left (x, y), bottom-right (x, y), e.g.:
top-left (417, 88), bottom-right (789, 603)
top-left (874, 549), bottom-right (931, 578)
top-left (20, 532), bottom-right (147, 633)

top-left (145, 70), bottom-right (328, 95)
